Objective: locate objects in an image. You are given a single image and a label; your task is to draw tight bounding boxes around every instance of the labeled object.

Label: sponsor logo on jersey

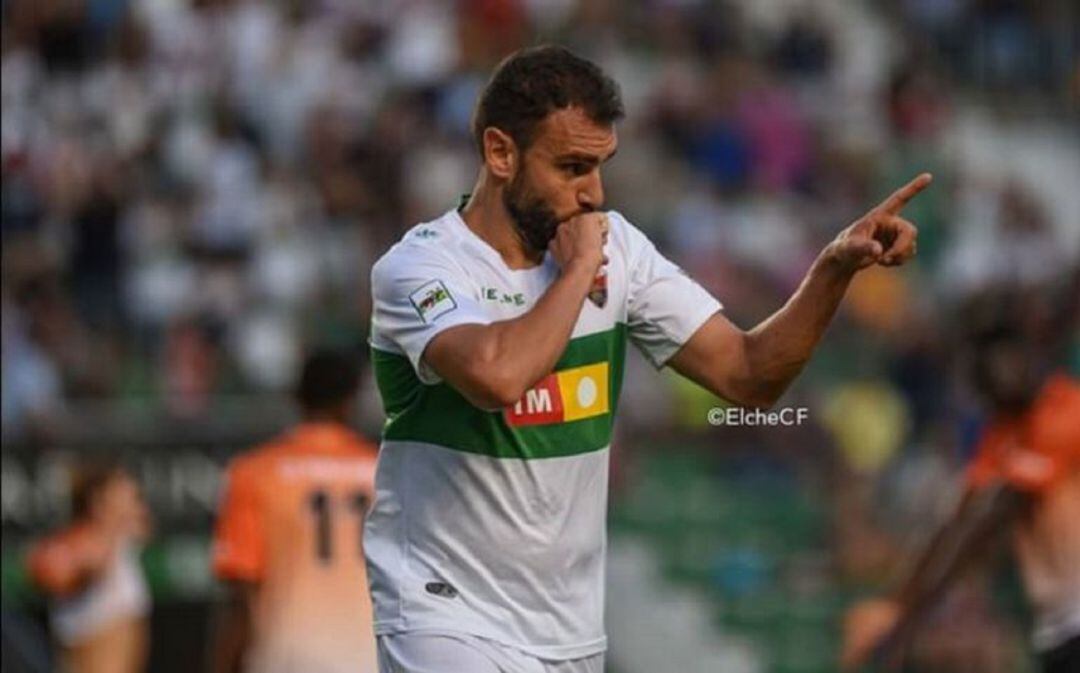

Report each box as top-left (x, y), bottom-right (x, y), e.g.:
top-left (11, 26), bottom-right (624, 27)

top-left (481, 287), bottom-right (527, 306)
top-left (409, 280), bottom-right (457, 323)
top-left (504, 362), bottom-right (609, 426)
top-left (425, 581), bottom-right (459, 598)
top-left (587, 271), bottom-right (607, 308)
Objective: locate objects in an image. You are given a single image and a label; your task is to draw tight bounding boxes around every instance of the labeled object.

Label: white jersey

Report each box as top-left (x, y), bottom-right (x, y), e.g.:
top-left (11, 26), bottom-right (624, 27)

top-left (365, 207), bottom-right (721, 659)
top-left (52, 543), bottom-right (150, 646)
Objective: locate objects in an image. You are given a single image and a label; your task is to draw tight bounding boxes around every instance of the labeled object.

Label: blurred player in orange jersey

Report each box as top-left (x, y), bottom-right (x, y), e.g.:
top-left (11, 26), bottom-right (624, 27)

top-left (210, 350), bottom-right (379, 673)
top-left (26, 465), bottom-right (152, 673)
top-left (842, 291), bottom-right (1080, 673)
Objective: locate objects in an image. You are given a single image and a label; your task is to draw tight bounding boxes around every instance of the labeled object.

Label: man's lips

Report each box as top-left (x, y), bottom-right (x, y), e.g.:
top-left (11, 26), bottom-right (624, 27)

top-left (556, 210), bottom-right (592, 225)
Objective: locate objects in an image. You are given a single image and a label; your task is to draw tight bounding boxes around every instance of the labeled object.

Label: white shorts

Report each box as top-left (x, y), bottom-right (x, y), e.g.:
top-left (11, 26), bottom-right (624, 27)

top-left (376, 632), bottom-right (604, 673)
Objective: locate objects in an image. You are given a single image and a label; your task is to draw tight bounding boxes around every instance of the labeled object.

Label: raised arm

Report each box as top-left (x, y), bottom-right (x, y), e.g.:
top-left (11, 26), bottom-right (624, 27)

top-left (669, 173), bottom-right (932, 408)
top-left (424, 213), bottom-right (606, 409)
top-left (840, 482), bottom-right (1026, 670)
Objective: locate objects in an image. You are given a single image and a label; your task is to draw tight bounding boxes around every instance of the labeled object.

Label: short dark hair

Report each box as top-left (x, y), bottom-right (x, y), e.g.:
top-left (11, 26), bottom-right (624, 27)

top-left (295, 349), bottom-right (360, 413)
top-left (960, 290), bottom-right (1027, 353)
top-left (472, 45), bottom-right (624, 155)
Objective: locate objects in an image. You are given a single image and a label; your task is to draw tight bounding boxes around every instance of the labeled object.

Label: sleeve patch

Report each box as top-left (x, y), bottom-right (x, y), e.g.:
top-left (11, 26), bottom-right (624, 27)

top-left (409, 280), bottom-right (457, 323)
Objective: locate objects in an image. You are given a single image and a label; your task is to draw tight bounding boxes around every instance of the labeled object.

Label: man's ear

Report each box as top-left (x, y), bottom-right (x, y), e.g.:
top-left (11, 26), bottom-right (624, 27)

top-left (483, 127), bottom-right (518, 181)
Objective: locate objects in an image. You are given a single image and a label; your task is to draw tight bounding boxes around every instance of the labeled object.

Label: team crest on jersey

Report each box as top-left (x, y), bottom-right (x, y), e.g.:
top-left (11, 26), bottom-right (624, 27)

top-left (504, 362), bottom-right (610, 427)
top-left (409, 280), bottom-right (457, 323)
top-left (587, 272), bottom-right (607, 308)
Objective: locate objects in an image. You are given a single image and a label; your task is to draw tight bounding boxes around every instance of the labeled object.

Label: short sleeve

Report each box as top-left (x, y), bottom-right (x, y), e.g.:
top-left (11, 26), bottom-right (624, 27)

top-left (965, 376), bottom-right (1080, 494)
top-left (966, 432), bottom-right (1064, 494)
top-left (965, 435), bottom-right (1004, 491)
top-left (370, 246), bottom-right (491, 384)
top-left (619, 214), bottom-right (722, 368)
top-left (212, 462), bottom-right (265, 583)
top-left (27, 533), bottom-right (80, 595)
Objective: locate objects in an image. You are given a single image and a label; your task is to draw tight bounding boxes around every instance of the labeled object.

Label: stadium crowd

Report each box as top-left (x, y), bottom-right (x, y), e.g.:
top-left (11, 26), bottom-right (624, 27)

top-left (4, 0), bottom-right (1076, 437)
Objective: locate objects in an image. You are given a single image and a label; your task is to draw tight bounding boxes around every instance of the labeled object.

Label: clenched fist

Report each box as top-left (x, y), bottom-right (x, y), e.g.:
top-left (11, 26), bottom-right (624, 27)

top-left (549, 212), bottom-right (608, 276)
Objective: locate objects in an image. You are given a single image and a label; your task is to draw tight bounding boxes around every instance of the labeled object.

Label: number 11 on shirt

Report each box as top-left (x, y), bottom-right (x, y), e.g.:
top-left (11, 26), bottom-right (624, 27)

top-left (307, 489), bottom-right (369, 563)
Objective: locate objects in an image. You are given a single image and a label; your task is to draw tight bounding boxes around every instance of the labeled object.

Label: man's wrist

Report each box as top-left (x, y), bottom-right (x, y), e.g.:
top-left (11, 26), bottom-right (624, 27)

top-left (562, 258), bottom-right (602, 283)
top-left (818, 242), bottom-right (859, 279)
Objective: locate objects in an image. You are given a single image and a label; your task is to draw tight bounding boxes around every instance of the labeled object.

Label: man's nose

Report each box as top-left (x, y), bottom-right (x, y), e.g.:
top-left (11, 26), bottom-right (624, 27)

top-left (578, 171), bottom-right (604, 211)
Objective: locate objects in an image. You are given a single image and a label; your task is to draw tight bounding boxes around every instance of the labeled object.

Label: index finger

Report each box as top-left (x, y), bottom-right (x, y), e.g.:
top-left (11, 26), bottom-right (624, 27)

top-left (879, 173), bottom-right (932, 215)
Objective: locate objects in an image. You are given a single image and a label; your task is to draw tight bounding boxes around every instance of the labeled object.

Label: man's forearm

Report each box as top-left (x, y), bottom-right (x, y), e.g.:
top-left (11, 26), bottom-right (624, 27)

top-left (892, 486), bottom-right (1020, 620)
top-left (857, 485), bottom-right (1022, 669)
top-left (433, 261), bottom-right (598, 408)
top-left (673, 176), bottom-right (929, 408)
top-left (743, 248), bottom-right (855, 404)
top-left (489, 261), bottom-right (597, 388)
top-left (494, 262), bottom-right (596, 384)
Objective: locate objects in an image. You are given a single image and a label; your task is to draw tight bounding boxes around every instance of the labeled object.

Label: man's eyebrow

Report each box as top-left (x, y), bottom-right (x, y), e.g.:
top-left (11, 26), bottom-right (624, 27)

top-left (556, 148), bottom-right (618, 163)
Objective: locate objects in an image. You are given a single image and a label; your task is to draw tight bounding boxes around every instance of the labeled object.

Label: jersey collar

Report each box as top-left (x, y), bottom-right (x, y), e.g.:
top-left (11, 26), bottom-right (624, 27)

top-left (287, 422), bottom-right (360, 452)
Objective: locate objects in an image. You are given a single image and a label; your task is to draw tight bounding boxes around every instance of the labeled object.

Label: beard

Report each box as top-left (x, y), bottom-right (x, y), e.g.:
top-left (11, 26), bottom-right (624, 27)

top-left (502, 172), bottom-right (562, 255)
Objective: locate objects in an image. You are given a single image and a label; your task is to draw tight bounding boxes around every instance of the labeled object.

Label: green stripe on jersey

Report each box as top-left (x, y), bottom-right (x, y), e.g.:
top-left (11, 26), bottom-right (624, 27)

top-left (372, 324), bottom-right (627, 459)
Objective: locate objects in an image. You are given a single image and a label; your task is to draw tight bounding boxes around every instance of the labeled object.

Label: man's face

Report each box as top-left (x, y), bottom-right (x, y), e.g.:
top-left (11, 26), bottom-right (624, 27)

top-left (92, 473), bottom-right (146, 529)
top-left (502, 107), bottom-right (618, 253)
top-left (973, 339), bottom-right (1043, 413)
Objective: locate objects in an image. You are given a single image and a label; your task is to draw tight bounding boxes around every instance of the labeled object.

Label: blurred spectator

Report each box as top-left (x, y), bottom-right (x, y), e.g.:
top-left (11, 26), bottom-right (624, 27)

top-left (26, 464), bottom-right (152, 673)
top-left (2, 0), bottom-right (1075, 434)
top-left (2, 289), bottom-right (63, 442)
top-left (210, 349), bottom-right (378, 673)
top-left (841, 289), bottom-right (1080, 672)
top-left (942, 178), bottom-right (1068, 296)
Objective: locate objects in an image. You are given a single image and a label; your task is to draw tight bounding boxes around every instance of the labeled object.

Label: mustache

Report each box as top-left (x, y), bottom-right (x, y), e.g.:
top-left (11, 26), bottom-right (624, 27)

top-left (557, 206), bottom-right (597, 225)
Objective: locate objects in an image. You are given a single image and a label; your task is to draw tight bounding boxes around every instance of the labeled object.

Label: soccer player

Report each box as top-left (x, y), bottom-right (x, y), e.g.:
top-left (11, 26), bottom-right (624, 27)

top-left (366, 45), bottom-right (929, 671)
top-left (210, 350), bottom-right (379, 673)
top-left (841, 300), bottom-right (1080, 673)
top-left (27, 464), bottom-right (151, 673)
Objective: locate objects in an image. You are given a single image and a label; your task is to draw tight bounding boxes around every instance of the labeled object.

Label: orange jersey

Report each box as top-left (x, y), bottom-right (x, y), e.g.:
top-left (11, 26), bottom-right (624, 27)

top-left (28, 525), bottom-right (106, 597)
top-left (966, 374), bottom-right (1080, 494)
top-left (212, 422), bottom-right (379, 673)
top-left (966, 374), bottom-right (1080, 650)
